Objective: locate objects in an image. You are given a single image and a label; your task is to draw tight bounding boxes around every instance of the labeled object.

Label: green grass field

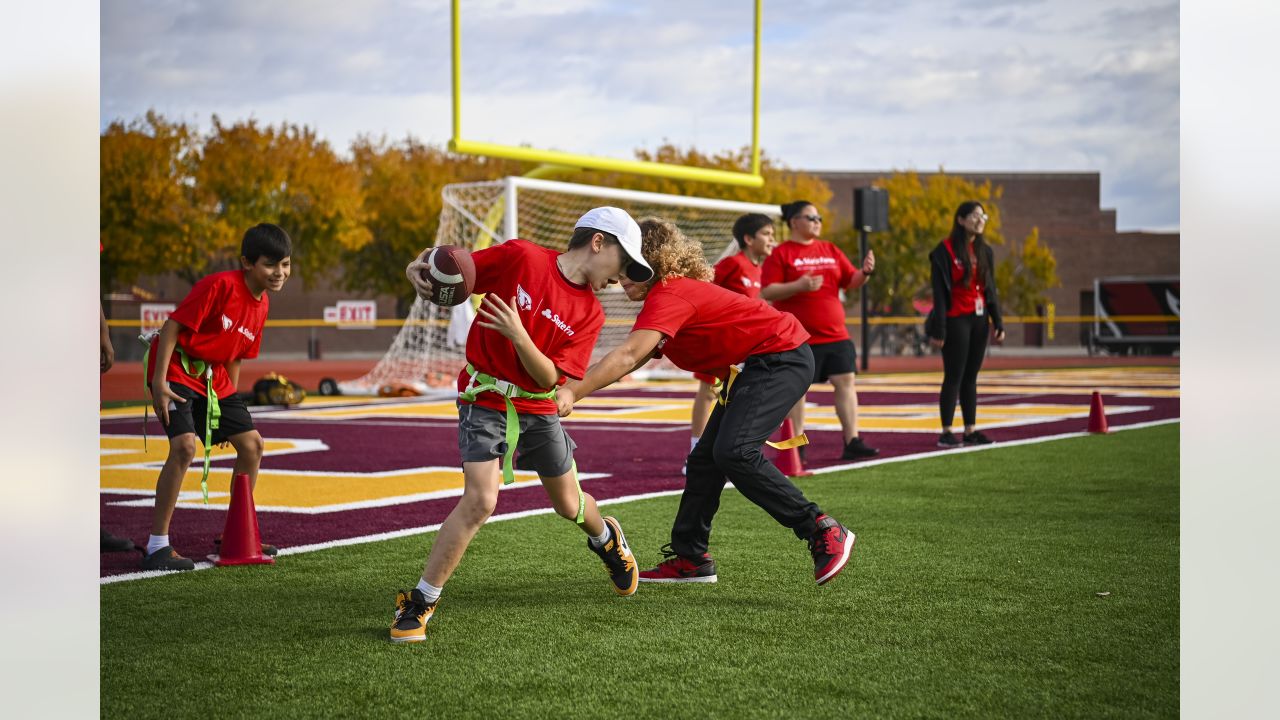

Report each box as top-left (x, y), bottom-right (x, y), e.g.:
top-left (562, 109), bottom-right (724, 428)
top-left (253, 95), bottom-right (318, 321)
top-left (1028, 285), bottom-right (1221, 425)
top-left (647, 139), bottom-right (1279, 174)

top-left (102, 424), bottom-right (1178, 718)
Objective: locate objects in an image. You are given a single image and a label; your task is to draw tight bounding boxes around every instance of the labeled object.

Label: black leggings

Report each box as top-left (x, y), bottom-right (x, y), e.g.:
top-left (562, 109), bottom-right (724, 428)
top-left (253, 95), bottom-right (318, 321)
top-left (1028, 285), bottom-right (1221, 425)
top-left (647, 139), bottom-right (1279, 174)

top-left (939, 314), bottom-right (990, 428)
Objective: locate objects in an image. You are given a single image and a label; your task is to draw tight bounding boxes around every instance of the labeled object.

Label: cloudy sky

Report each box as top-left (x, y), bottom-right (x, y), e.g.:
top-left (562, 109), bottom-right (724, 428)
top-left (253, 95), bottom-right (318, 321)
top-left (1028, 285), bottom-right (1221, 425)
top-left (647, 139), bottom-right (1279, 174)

top-left (101, 0), bottom-right (1178, 230)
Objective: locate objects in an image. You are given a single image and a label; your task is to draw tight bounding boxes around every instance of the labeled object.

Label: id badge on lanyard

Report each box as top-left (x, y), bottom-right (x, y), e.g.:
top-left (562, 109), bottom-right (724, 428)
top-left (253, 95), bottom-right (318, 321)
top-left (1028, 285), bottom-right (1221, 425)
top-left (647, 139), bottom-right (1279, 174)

top-left (974, 294), bottom-right (985, 317)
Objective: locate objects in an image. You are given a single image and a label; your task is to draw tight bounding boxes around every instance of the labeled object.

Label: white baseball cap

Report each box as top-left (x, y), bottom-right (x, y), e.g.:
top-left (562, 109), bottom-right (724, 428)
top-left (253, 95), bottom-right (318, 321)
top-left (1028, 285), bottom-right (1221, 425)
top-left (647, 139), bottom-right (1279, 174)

top-left (574, 206), bottom-right (655, 283)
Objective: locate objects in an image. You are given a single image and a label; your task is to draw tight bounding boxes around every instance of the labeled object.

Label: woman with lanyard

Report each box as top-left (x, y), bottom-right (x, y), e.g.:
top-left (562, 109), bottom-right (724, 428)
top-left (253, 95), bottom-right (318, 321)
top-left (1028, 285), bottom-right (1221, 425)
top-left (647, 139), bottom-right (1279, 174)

top-left (925, 201), bottom-right (1006, 448)
top-left (761, 200), bottom-right (878, 462)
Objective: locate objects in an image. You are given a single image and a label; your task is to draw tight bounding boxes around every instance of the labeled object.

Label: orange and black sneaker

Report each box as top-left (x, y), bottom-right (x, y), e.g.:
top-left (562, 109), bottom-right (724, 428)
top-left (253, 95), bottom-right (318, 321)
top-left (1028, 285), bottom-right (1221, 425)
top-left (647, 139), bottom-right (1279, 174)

top-left (809, 514), bottom-right (855, 586)
top-left (588, 516), bottom-right (638, 597)
top-left (390, 589), bottom-right (436, 643)
top-left (637, 544), bottom-right (718, 584)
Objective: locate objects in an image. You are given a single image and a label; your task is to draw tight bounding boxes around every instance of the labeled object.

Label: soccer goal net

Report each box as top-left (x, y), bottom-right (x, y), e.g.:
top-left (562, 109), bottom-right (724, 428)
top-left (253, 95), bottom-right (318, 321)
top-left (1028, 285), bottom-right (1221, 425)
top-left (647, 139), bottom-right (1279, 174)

top-left (339, 176), bottom-right (781, 395)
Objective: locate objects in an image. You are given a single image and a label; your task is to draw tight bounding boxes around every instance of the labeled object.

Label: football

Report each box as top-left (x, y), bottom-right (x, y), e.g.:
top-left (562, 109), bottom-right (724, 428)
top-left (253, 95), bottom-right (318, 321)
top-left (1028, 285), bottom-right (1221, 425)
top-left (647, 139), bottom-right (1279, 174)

top-left (420, 245), bottom-right (476, 307)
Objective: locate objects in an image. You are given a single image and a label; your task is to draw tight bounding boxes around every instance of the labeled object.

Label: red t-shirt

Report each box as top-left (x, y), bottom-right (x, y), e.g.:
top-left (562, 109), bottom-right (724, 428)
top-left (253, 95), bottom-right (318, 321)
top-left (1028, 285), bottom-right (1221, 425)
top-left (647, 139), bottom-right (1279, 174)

top-left (632, 277), bottom-right (810, 380)
top-left (148, 270), bottom-right (268, 398)
top-left (760, 239), bottom-right (857, 344)
top-left (712, 252), bottom-right (764, 299)
top-left (944, 238), bottom-right (984, 317)
top-left (458, 239), bottom-right (604, 415)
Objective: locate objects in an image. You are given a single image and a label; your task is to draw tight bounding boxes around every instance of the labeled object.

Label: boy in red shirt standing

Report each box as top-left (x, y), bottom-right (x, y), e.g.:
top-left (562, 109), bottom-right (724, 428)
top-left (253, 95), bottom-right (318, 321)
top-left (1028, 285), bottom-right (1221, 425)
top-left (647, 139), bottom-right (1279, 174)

top-left (559, 218), bottom-right (855, 587)
top-left (688, 213), bottom-right (776, 467)
top-left (391, 207), bottom-right (653, 643)
top-left (761, 200), bottom-right (878, 462)
top-left (142, 223), bottom-right (292, 571)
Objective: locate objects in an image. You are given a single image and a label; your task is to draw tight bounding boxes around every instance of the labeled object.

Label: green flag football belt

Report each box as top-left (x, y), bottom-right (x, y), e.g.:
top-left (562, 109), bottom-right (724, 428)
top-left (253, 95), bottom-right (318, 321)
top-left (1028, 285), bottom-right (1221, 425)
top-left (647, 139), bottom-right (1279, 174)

top-left (459, 363), bottom-right (584, 524)
top-left (141, 335), bottom-right (221, 505)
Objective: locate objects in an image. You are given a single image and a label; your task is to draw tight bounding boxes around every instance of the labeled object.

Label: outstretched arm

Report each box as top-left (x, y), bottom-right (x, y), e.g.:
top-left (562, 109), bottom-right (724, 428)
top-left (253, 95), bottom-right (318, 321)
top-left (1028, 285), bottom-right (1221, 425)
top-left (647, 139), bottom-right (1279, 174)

top-left (558, 330), bottom-right (664, 416)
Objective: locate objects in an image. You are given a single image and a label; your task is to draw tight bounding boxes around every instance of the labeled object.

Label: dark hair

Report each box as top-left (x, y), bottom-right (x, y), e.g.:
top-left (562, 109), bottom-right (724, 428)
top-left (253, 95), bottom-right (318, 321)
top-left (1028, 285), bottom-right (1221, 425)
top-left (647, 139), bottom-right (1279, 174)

top-left (567, 226), bottom-right (620, 250)
top-left (242, 223), bottom-right (292, 263)
top-left (948, 201), bottom-right (990, 287)
top-left (780, 200), bottom-right (814, 223)
top-left (732, 213), bottom-right (774, 249)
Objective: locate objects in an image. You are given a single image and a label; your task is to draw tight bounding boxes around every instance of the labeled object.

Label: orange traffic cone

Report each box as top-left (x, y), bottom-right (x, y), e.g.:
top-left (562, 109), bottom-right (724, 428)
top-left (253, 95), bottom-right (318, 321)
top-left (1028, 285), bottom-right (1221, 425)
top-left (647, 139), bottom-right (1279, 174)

top-left (211, 473), bottom-right (275, 566)
top-left (771, 419), bottom-right (812, 477)
top-left (1087, 391), bottom-right (1109, 434)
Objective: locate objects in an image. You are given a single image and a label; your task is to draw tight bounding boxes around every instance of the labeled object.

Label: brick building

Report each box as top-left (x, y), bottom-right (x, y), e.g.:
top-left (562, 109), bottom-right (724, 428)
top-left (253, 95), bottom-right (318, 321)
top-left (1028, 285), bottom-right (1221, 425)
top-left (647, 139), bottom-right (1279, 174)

top-left (811, 171), bottom-right (1180, 348)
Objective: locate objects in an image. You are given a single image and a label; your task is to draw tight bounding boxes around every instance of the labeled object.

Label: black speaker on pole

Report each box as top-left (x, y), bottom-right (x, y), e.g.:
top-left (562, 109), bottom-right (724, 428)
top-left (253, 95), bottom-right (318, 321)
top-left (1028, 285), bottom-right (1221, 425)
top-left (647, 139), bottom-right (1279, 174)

top-left (854, 187), bottom-right (889, 232)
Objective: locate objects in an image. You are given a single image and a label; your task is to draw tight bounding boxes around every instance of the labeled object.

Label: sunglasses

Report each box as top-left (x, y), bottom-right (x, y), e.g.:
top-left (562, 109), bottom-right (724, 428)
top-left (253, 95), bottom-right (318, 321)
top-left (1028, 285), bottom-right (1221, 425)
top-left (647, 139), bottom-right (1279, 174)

top-left (801, 214), bottom-right (822, 223)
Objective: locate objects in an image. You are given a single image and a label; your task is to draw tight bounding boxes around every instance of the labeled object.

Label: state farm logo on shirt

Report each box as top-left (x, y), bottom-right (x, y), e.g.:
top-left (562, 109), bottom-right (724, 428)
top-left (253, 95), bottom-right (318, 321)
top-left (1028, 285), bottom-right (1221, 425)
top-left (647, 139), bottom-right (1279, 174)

top-left (516, 284), bottom-right (533, 311)
top-left (541, 308), bottom-right (575, 336)
top-left (221, 314), bottom-right (234, 331)
top-left (793, 257), bottom-right (838, 269)
top-left (741, 277), bottom-right (760, 288)
top-left (237, 326), bottom-right (256, 342)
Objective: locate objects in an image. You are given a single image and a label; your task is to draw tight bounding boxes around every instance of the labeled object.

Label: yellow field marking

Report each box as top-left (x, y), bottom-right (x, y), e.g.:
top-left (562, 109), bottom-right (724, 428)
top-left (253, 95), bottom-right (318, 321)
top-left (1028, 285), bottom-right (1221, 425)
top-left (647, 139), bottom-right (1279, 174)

top-left (100, 434), bottom-right (601, 512)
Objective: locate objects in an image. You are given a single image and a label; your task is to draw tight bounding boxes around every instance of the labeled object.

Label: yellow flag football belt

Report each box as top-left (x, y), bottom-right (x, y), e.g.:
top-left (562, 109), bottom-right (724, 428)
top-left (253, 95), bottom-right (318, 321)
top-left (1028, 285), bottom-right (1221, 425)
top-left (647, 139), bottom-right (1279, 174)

top-left (713, 365), bottom-right (809, 451)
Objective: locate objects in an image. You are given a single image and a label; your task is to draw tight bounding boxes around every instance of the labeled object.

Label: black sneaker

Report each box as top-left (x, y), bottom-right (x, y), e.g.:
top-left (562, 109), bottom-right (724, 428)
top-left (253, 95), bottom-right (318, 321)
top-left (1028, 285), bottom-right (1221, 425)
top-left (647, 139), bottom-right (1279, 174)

top-left (963, 431), bottom-right (994, 446)
top-left (809, 514), bottom-right (855, 586)
top-left (937, 432), bottom-right (962, 449)
top-left (140, 546), bottom-right (196, 571)
top-left (214, 535), bottom-right (278, 556)
top-left (588, 516), bottom-right (638, 596)
top-left (100, 529), bottom-right (134, 553)
top-left (841, 436), bottom-right (880, 460)
top-left (390, 589), bottom-right (437, 643)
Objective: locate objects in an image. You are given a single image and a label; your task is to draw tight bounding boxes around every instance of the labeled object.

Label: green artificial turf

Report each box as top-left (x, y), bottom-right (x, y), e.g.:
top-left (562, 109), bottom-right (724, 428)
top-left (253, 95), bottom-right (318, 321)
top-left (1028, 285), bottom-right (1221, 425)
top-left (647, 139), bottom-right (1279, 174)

top-left (101, 424), bottom-right (1178, 719)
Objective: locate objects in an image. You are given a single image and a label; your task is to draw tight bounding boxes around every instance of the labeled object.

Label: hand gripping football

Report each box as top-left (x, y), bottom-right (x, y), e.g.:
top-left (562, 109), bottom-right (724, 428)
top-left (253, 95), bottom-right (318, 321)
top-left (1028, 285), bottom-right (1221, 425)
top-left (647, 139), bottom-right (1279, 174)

top-left (420, 245), bottom-right (476, 307)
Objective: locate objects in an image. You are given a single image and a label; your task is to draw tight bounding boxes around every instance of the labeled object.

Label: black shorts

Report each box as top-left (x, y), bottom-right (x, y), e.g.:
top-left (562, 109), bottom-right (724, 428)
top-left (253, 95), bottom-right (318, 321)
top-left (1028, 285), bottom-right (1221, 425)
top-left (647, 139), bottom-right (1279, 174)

top-left (160, 382), bottom-right (255, 442)
top-left (808, 339), bottom-right (857, 383)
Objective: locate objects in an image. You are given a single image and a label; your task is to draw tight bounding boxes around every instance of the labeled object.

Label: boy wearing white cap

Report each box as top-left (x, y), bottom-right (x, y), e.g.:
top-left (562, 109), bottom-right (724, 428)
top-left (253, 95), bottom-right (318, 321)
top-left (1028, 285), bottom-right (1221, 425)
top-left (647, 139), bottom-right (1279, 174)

top-left (390, 207), bottom-right (654, 643)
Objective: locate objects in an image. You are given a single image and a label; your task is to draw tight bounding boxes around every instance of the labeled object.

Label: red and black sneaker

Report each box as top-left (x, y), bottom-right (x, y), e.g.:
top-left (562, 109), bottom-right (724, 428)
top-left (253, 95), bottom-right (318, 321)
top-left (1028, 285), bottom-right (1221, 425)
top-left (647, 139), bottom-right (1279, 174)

top-left (809, 514), bottom-right (855, 585)
top-left (638, 544), bottom-right (718, 584)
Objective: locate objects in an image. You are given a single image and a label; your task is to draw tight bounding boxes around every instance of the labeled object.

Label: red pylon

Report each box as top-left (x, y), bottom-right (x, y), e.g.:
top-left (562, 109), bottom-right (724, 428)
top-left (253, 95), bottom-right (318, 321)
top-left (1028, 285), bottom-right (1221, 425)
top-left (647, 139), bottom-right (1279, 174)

top-left (211, 473), bottom-right (275, 566)
top-left (1087, 391), bottom-right (1109, 434)
top-left (771, 419), bottom-right (812, 477)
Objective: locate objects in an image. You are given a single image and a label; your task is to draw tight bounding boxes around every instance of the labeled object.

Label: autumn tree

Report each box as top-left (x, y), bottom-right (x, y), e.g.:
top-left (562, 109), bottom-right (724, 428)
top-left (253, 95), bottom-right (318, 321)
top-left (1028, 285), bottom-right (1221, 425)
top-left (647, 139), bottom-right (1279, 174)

top-left (344, 136), bottom-right (530, 314)
top-left (832, 170), bottom-right (1058, 317)
top-left (196, 116), bottom-right (371, 287)
top-left (99, 111), bottom-right (225, 295)
top-left (995, 226), bottom-right (1060, 315)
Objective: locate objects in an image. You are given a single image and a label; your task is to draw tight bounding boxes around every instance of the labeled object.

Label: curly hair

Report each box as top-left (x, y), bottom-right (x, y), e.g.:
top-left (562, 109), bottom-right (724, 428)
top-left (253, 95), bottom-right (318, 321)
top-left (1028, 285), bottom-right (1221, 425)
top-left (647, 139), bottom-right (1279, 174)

top-left (638, 217), bottom-right (713, 283)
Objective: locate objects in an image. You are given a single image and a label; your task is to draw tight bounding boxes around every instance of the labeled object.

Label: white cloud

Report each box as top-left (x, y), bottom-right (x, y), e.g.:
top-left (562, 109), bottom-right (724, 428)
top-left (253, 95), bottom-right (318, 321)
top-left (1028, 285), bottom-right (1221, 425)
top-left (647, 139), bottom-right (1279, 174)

top-left (101, 0), bottom-right (1178, 230)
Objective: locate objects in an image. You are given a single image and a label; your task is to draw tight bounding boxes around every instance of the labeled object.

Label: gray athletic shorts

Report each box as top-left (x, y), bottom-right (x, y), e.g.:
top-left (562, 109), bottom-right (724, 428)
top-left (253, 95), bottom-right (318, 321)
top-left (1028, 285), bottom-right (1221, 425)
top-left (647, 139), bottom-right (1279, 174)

top-left (457, 403), bottom-right (577, 478)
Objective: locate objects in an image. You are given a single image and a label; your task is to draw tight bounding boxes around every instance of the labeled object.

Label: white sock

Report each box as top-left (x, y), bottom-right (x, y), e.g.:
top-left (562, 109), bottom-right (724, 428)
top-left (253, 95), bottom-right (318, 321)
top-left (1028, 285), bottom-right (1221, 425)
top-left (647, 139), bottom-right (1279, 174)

top-left (589, 523), bottom-right (613, 548)
top-left (690, 435), bottom-right (699, 450)
top-left (146, 534), bottom-right (169, 555)
top-left (415, 578), bottom-right (443, 604)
